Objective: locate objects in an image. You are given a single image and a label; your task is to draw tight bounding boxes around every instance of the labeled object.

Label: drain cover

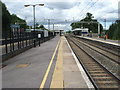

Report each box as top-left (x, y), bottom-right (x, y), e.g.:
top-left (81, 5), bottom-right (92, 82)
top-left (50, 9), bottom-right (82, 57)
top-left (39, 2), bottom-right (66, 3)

top-left (16, 64), bottom-right (29, 68)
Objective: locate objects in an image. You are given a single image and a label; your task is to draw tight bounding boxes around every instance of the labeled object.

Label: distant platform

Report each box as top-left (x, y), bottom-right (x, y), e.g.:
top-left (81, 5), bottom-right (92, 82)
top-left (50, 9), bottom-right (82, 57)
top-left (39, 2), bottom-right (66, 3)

top-left (76, 36), bottom-right (120, 46)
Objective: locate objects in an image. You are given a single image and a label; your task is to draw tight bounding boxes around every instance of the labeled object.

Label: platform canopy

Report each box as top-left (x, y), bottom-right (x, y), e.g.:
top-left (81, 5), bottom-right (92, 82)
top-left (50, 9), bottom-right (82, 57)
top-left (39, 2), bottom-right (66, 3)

top-left (72, 28), bottom-right (88, 32)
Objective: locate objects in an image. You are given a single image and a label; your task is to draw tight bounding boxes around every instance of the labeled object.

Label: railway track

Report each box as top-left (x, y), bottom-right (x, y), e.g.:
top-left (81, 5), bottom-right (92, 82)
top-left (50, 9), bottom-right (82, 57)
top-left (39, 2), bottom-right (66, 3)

top-left (66, 35), bottom-right (120, 89)
top-left (74, 35), bottom-right (120, 56)
top-left (70, 35), bottom-right (120, 79)
top-left (72, 36), bottom-right (120, 64)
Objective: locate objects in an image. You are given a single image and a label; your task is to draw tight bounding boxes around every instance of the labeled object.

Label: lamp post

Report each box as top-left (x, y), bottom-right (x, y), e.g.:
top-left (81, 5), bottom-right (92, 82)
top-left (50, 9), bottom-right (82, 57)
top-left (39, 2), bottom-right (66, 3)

top-left (50, 8), bottom-right (55, 31)
top-left (24, 4), bottom-right (44, 47)
top-left (104, 19), bottom-right (106, 30)
top-left (98, 22), bottom-right (100, 38)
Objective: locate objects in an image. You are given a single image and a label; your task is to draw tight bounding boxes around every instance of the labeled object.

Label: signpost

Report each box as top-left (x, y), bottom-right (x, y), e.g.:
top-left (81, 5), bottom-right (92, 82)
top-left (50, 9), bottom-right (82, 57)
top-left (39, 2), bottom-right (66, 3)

top-left (38, 34), bottom-right (41, 38)
top-left (38, 34), bottom-right (41, 46)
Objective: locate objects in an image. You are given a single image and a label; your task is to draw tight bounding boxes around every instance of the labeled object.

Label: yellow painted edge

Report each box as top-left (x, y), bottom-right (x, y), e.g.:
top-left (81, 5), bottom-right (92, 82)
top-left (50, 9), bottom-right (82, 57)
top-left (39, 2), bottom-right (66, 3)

top-left (50, 36), bottom-right (63, 88)
top-left (39, 37), bottom-right (61, 89)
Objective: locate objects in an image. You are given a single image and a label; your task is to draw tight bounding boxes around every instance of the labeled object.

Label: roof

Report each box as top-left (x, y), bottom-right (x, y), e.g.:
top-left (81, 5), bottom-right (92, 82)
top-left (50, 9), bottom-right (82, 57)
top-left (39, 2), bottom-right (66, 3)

top-left (72, 28), bottom-right (88, 32)
top-left (26, 29), bottom-right (53, 32)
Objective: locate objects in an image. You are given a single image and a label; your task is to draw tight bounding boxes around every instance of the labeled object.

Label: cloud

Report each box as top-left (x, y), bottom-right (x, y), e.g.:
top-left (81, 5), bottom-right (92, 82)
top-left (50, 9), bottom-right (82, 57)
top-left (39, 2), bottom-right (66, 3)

top-left (45, 2), bottom-right (76, 10)
top-left (1, 0), bottom-right (119, 30)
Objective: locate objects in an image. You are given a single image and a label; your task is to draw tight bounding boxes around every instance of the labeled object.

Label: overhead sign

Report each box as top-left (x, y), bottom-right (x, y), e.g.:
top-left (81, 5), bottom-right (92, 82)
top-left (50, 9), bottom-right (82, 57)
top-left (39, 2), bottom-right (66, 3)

top-left (11, 24), bottom-right (20, 28)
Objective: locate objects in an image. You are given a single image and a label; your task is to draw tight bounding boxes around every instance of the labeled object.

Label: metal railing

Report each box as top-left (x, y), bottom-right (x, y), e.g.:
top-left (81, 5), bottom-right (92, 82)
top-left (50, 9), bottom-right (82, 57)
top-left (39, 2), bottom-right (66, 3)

top-left (1, 29), bottom-right (54, 56)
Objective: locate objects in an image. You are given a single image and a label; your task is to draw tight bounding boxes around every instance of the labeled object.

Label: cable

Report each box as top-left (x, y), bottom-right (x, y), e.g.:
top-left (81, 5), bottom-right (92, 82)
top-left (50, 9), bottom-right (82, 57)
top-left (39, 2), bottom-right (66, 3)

top-left (79, 0), bottom-right (99, 19)
top-left (79, 1), bottom-right (93, 18)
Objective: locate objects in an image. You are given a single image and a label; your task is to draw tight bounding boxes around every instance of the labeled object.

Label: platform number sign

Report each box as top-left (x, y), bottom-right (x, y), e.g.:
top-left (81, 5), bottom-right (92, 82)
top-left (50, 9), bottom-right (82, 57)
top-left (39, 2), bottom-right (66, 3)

top-left (38, 34), bottom-right (41, 38)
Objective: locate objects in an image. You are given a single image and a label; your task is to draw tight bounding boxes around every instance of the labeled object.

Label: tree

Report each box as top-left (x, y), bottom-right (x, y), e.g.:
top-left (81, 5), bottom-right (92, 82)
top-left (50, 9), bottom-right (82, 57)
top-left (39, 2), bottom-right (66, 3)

top-left (39, 25), bottom-right (45, 29)
top-left (1, 1), bottom-right (11, 38)
top-left (11, 14), bottom-right (27, 29)
top-left (108, 20), bottom-right (120, 40)
top-left (66, 30), bottom-right (71, 33)
top-left (112, 25), bottom-right (120, 40)
top-left (71, 12), bottom-right (103, 33)
top-left (36, 24), bottom-right (47, 30)
top-left (1, 1), bottom-right (27, 38)
top-left (83, 12), bottom-right (93, 21)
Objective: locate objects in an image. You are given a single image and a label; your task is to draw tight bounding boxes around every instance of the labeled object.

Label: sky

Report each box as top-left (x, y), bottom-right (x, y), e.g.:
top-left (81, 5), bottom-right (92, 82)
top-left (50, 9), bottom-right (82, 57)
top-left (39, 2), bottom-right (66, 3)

top-left (1, 0), bottom-right (120, 31)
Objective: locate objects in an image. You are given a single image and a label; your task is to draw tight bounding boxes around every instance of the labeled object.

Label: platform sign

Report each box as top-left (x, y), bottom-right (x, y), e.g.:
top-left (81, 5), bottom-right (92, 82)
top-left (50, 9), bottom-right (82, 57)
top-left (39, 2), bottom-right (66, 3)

top-left (11, 24), bottom-right (20, 28)
top-left (38, 34), bottom-right (41, 38)
top-left (82, 32), bottom-right (88, 34)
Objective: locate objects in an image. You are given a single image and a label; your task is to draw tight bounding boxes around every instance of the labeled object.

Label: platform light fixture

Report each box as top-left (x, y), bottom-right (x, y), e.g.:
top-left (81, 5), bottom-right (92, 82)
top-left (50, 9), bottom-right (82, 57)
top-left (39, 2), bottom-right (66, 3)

top-left (24, 4), bottom-right (44, 47)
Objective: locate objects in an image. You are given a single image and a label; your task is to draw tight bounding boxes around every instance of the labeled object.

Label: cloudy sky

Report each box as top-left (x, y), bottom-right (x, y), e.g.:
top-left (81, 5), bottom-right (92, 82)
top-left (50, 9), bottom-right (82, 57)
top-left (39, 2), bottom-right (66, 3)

top-left (2, 0), bottom-right (120, 30)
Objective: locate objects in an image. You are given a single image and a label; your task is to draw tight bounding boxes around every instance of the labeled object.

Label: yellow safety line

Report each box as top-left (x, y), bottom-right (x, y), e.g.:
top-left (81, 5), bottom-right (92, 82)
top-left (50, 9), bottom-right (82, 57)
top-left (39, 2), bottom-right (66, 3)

top-left (39, 38), bottom-right (61, 89)
top-left (50, 36), bottom-right (63, 88)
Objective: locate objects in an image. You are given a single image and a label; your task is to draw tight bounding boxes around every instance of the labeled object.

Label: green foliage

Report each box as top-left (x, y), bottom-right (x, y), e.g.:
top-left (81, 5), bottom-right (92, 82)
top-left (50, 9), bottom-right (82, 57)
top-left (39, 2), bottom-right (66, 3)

top-left (36, 24), bottom-right (47, 30)
top-left (39, 25), bottom-right (45, 29)
top-left (71, 12), bottom-right (103, 33)
top-left (66, 30), bottom-right (71, 33)
top-left (2, 1), bottom-right (27, 32)
top-left (11, 14), bottom-right (27, 28)
top-left (1, 1), bottom-right (11, 32)
top-left (108, 20), bottom-right (120, 40)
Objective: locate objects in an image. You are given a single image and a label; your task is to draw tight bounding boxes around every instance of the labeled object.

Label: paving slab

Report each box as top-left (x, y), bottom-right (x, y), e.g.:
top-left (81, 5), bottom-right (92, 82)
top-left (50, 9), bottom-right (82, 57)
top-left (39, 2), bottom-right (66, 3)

top-left (62, 36), bottom-right (93, 89)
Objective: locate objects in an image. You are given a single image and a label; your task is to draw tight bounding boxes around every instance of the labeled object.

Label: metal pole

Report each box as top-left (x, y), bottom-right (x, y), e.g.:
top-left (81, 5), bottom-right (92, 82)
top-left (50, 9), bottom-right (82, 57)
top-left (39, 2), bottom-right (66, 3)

top-left (17, 28), bottom-right (19, 49)
top-left (53, 22), bottom-right (54, 31)
top-left (33, 5), bottom-right (36, 47)
top-left (5, 33), bottom-right (8, 54)
top-left (73, 17), bottom-right (75, 29)
top-left (10, 29), bottom-right (12, 52)
top-left (98, 23), bottom-right (100, 38)
top-left (48, 19), bottom-right (50, 30)
top-left (26, 32), bottom-right (27, 46)
top-left (53, 23), bottom-right (55, 36)
top-left (39, 38), bottom-right (40, 46)
top-left (12, 29), bottom-right (14, 51)
top-left (104, 19), bottom-right (106, 30)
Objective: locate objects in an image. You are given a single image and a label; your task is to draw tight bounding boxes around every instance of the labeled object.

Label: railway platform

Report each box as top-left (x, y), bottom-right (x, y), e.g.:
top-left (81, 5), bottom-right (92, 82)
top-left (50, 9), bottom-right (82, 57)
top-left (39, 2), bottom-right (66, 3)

top-left (76, 36), bottom-right (119, 46)
top-left (2, 35), bottom-right (94, 89)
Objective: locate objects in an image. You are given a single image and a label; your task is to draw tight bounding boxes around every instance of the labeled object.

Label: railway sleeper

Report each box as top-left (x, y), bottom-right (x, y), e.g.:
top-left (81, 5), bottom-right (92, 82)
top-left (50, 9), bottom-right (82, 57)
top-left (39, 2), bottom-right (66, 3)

top-left (99, 85), bottom-right (119, 88)
top-left (87, 68), bottom-right (103, 71)
top-left (91, 74), bottom-right (111, 77)
top-left (84, 63), bottom-right (97, 64)
top-left (97, 80), bottom-right (118, 83)
top-left (94, 78), bottom-right (114, 81)
top-left (96, 81), bottom-right (119, 86)
top-left (98, 84), bottom-right (119, 88)
top-left (85, 66), bottom-right (101, 68)
top-left (93, 76), bottom-right (113, 78)
top-left (89, 71), bottom-right (106, 74)
top-left (90, 73), bottom-right (109, 75)
top-left (84, 63), bottom-right (100, 65)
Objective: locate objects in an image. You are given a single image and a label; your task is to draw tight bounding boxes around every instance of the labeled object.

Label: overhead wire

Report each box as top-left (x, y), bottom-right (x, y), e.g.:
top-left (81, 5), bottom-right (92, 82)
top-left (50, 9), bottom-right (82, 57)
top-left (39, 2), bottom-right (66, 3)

top-left (79, 0), bottom-right (99, 19)
top-left (78, 1), bottom-right (93, 18)
top-left (72, 0), bottom-right (94, 23)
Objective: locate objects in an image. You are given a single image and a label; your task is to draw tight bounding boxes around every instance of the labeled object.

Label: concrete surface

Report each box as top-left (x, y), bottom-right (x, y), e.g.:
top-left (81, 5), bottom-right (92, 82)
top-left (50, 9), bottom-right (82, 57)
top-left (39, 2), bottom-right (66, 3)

top-left (50, 36), bottom-right (94, 89)
top-left (2, 36), bottom-right (60, 88)
top-left (62, 37), bottom-right (89, 88)
top-left (2, 35), bottom-right (94, 89)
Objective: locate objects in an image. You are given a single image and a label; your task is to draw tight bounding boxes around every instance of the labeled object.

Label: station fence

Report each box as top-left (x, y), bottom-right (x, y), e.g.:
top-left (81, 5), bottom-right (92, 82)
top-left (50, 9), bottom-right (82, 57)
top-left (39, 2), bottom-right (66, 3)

top-left (1, 29), bottom-right (55, 61)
